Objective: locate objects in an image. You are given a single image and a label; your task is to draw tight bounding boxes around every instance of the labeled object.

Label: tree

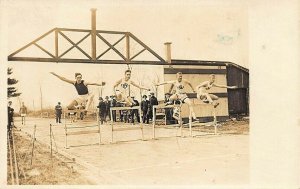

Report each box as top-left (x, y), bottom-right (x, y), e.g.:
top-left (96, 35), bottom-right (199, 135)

top-left (7, 67), bottom-right (21, 98)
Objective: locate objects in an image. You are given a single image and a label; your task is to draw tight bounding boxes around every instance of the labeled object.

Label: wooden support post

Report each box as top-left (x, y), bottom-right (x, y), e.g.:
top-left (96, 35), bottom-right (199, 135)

top-left (152, 106), bottom-right (156, 139)
top-left (98, 110), bottom-right (102, 145)
top-left (138, 106), bottom-right (144, 140)
top-left (179, 106), bottom-right (183, 137)
top-left (213, 109), bottom-right (217, 135)
top-left (64, 112), bottom-right (68, 149)
top-left (111, 109), bottom-right (114, 143)
top-left (30, 124), bottom-right (37, 166)
top-left (10, 129), bottom-right (20, 184)
top-left (7, 132), bottom-right (15, 185)
top-left (189, 114), bottom-right (192, 137)
top-left (126, 33), bottom-right (130, 62)
top-left (91, 8), bottom-right (97, 61)
top-left (55, 28), bottom-right (58, 61)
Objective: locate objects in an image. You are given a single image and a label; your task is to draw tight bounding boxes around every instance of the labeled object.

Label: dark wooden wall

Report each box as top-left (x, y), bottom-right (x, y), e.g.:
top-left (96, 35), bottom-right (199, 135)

top-left (226, 65), bottom-right (249, 116)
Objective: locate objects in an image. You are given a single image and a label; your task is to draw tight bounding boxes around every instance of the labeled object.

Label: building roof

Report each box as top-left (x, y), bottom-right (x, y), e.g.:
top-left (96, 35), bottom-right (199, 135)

top-left (171, 59), bottom-right (249, 73)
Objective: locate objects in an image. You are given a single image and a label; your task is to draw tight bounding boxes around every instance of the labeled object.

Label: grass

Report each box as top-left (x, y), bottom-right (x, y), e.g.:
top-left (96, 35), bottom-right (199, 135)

top-left (7, 130), bottom-right (93, 185)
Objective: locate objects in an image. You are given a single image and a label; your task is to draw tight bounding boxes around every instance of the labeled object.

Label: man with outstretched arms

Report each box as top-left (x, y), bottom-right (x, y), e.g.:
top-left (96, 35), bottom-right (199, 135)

top-left (156, 72), bottom-right (198, 121)
top-left (50, 72), bottom-right (106, 113)
top-left (196, 74), bottom-right (237, 108)
top-left (113, 69), bottom-right (150, 106)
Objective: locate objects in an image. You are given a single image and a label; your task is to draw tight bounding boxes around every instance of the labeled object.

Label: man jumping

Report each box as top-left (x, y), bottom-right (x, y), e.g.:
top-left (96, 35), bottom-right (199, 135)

top-left (113, 69), bottom-right (150, 106)
top-left (50, 72), bottom-right (105, 114)
top-left (196, 74), bottom-right (237, 108)
top-left (156, 72), bottom-right (198, 121)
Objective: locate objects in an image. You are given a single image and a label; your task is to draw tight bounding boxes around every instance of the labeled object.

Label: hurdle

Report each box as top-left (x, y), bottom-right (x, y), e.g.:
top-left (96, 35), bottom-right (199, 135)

top-left (188, 103), bottom-right (220, 137)
top-left (110, 106), bottom-right (144, 143)
top-left (152, 104), bottom-right (183, 139)
top-left (63, 110), bottom-right (101, 149)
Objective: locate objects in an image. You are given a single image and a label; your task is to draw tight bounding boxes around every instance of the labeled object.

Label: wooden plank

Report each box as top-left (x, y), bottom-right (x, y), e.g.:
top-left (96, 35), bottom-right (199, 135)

top-left (58, 28), bottom-right (91, 32)
top-left (55, 29), bottom-right (58, 59)
top-left (171, 59), bottom-right (228, 66)
top-left (186, 93), bottom-right (228, 98)
top-left (110, 106), bottom-right (141, 111)
top-left (113, 127), bottom-right (142, 131)
top-left (58, 28), bottom-right (127, 35)
top-left (164, 68), bottom-right (227, 74)
top-left (66, 125), bottom-right (99, 129)
top-left (8, 57), bottom-right (235, 66)
top-left (91, 9), bottom-right (97, 60)
top-left (126, 33), bottom-right (130, 61)
top-left (153, 104), bottom-right (181, 109)
top-left (67, 130), bottom-right (99, 136)
top-left (7, 57), bottom-right (165, 64)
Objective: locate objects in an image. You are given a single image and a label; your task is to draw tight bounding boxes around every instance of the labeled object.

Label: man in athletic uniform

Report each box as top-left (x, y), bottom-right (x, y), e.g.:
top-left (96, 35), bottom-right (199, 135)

top-left (156, 72), bottom-right (198, 121)
top-left (113, 69), bottom-right (150, 106)
top-left (19, 102), bottom-right (27, 125)
top-left (50, 72), bottom-right (106, 114)
top-left (196, 74), bottom-right (237, 108)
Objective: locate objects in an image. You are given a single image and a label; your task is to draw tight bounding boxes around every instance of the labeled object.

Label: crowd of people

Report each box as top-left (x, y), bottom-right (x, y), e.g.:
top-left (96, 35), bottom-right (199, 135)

top-left (97, 92), bottom-right (158, 124)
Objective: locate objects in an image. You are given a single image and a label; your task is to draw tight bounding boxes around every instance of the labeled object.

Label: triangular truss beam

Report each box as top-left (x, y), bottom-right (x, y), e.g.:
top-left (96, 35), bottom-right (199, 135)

top-left (8, 27), bottom-right (167, 65)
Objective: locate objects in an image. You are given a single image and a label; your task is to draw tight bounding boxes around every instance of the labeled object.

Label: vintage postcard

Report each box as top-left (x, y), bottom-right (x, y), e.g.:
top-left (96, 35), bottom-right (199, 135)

top-left (0, 0), bottom-right (298, 188)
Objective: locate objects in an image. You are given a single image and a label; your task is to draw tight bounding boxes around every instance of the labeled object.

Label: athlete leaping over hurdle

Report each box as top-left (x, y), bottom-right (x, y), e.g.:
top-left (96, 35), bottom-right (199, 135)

top-left (113, 69), bottom-right (150, 106)
top-left (50, 72), bottom-right (106, 114)
top-left (155, 72), bottom-right (198, 121)
top-left (196, 74), bottom-right (237, 108)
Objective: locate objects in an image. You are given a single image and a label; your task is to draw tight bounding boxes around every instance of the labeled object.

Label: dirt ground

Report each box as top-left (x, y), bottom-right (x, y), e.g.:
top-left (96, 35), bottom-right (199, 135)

top-left (7, 130), bottom-right (93, 185)
top-left (7, 117), bottom-right (249, 185)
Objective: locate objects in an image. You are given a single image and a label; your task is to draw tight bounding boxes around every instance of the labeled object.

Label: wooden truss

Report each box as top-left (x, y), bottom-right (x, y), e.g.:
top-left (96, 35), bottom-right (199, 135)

top-left (8, 27), bottom-right (166, 65)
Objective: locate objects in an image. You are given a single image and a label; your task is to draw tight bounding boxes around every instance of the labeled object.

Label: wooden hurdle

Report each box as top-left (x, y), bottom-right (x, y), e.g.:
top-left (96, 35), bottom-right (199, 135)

top-left (63, 110), bottom-right (101, 149)
top-left (110, 106), bottom-right (144, 143)
top-left (188, 103), bottom-right (220, 137)
top-left (152, 104), bottom-right (183, 139)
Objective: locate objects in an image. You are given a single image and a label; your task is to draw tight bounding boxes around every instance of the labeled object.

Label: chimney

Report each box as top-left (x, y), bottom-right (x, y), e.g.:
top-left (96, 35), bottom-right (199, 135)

top-left (164, 42), bottom-right (172, 64)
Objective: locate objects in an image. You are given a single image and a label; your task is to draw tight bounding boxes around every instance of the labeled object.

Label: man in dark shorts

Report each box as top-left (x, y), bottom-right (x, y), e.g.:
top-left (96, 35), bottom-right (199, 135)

top-left (50, 72), bottom-right (106, 114)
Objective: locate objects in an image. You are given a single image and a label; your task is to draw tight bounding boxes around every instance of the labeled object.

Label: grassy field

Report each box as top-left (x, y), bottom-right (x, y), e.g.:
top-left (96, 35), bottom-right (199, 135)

top-left (7, 130), bottom-right (92, 185)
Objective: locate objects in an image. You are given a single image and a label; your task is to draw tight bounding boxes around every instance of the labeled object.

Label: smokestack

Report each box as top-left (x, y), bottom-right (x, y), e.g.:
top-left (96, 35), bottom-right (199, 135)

top-left (164, 42), bottom-right (172, 64)
top-left (91, 8), bottom-right (97, 61)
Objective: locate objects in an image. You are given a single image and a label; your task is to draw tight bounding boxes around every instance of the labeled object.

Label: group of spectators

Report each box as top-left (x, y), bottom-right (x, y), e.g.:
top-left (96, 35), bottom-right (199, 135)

top-left (97, 92), bottom-right (158, 124)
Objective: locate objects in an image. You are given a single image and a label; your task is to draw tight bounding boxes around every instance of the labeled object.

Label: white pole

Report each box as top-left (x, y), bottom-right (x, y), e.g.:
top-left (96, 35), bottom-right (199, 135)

top-left (189, 114), bottom-right (192, 137)
top-left (152, 106), bottom-right (156, 139)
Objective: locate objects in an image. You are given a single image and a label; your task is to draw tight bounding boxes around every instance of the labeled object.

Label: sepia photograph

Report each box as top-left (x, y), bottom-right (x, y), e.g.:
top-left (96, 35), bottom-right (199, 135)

top-left (1, 0), bottom-right (299, 188)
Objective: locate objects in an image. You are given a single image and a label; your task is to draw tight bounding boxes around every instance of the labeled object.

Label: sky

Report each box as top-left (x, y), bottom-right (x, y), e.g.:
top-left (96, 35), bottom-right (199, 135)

top-left (3, 0), bottom-right (248, 110)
